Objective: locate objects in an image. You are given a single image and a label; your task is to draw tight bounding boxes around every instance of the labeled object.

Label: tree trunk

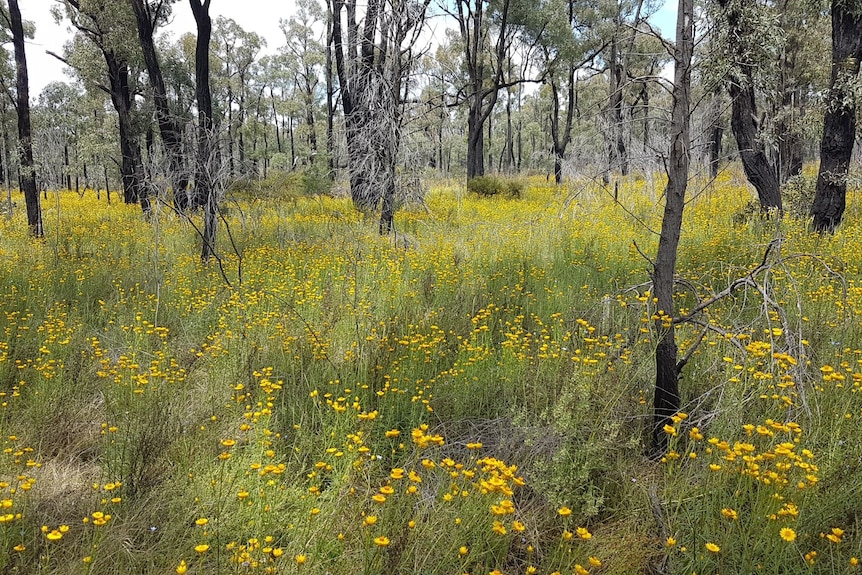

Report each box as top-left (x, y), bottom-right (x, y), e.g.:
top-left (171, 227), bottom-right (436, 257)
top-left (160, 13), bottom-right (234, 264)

top-left (466, 97), bottom-right (485, 178)
top-left (459, 0), bottom-right (508, 181)
top-left (228, 87), bottom-right (235, 176)
top-left (728, 82), bottom-right (782, 211)
top-left (608, 36), bottom-right (628, 176)
top-left (191, 0), bottom-right (218, 262)
top-left (325, 3), bottom-right (335, 177)
top-left (9, 0), bottom-right (42, 237)
top-left (129, 0), bottom-right (189, 208)
top-left (64, 144), bottom-right (72, 191)
top-left (104, 52), bottom-right (146, 208)
top-left (270, 87), bottom-right (282, 153)
top-left (775, 8), bottom-right (804, 185)
top-left (238, 76), bottom-right (246, 174)
top-left (708, 85), bottom-right (724, 180)
top-left (652, 0), bottom-right (693, 455)
top-left (810, 2), bottom-right (862, 233)
top-left (104, 165), bottom-right (110, 203)
top-left (720, 0), bottom-right (781, 212)
top-left (549, 56), bottom-right (575, 185)
top-left (305, 77), bottom-right (318, 154)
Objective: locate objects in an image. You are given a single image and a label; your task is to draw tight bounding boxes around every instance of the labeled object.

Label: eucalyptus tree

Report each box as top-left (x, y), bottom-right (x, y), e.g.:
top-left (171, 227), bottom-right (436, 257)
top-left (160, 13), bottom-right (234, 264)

top-left (54, 0), bottom-right (147, 207)
top-left (35, 82), bottom-right (87, 191)
top-left (330, 0), bottom-right (433, 232)
top-left (810, 0), bottom-right (862, 232)
top-left (534, 0), bottom-right (608, 183)
top-left (129, 0), bottom-right (192, 209)
top-left (3, 0), bottom-right (41, 235)
top-left (445, 0), bottom-right (515, 179)
top-left (212, 17), bottom-right (265, 178)
top-left (602, 0), bottom-right (635, 178)
top-left (715, 0), bottom-right (784, 211)
top-left (189, 0), bottom-right (220, 263)
top-left (280, 0), bottom-right (325, 164)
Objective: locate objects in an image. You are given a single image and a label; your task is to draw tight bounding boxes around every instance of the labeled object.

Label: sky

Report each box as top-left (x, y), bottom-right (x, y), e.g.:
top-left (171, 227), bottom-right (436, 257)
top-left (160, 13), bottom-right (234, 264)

top-left (21, 0), bottom-right (678, 98)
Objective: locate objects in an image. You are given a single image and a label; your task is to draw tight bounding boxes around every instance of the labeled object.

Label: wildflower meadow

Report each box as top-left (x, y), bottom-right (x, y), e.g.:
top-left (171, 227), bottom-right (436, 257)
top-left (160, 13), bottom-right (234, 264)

top-left (1, 171), bottom-right (861, 574)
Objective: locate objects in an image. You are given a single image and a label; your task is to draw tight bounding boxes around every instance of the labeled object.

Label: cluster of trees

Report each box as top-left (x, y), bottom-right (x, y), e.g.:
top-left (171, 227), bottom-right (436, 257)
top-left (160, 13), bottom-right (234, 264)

top-left (1, 0), bottom-right (859, 238)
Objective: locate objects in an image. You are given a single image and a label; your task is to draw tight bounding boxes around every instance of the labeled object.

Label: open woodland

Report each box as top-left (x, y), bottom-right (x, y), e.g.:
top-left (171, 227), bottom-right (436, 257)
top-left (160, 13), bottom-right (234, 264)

top-left (2, 0), bottom-right (862, 573)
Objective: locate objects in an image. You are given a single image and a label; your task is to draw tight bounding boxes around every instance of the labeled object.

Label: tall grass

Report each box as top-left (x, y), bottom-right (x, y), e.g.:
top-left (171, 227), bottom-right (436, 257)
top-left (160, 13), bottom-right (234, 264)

top-left (0, 173), bottom-right (860, 574)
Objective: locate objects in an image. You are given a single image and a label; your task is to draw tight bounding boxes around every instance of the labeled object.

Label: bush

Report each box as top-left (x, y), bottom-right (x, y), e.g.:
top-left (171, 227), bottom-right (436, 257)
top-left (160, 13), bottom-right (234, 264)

top-left (782, 173), bottom-right (816, 220)
top-left (230, 166), bottom-right (334, 201)
top-left (467, 175), bottom-right (524, 198)
top-left (731, 173), bottom-right (815, 225)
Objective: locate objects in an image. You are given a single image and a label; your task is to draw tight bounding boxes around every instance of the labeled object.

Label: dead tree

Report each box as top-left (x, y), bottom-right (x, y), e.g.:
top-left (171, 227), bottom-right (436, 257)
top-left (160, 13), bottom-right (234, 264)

top-left (330, 0), bottom-right (431, 233)
top-left (651, 0), bottom-right (693, 455)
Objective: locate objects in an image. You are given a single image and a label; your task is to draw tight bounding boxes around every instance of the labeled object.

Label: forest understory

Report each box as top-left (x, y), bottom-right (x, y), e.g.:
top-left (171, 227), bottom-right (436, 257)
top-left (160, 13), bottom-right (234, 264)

top-left (2, 170), bottom-right (862, 574)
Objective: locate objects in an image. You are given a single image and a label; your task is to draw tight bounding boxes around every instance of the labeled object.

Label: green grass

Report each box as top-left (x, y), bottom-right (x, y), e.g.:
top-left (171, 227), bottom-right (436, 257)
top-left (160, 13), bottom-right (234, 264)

top-left (0, 173), bottom-right (861, 574)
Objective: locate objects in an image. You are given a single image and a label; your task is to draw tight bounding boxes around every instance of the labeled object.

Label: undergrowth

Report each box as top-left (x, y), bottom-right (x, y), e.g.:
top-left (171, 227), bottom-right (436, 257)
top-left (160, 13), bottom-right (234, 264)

top-left (0, 172), bottom-right (861, 574)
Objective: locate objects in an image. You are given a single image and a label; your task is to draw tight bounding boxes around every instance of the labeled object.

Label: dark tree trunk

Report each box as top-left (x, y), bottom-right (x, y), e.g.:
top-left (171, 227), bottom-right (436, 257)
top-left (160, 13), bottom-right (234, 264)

top-left (190, 0), bottom-right (217, 262)
top-left (720, 0), bottom-right (781, 212)
top-left (811, 2), bottom-right (862, 233)
top-left (104, 52), bottom-right (146, 208)
top-left (104, 165), bottom-right (110, 203)
top-left (549, 39), bottom-right (576, 185)
top-left (460, 0), bottom-right (509, 181)
top-left (9, 0), bottom-right (42, 237)
top-left (325, 3), bottom-right (335, 177)
top-left (652, 0), bottom-right (693, 455)
top-left (708, 86), bottom-right (724, 180)
top-left (129, 0), bottom-right (189, 208)
top-left (607, 36), bottom-right (628, 176)
top-left (270, 87), bottom-right (282, 153)
top-left (64, 145), bottom-right (72, 190)
top-left (466, 99), bottom-right (485, 179)
top-left (728, 77), bottom-right (782, 211)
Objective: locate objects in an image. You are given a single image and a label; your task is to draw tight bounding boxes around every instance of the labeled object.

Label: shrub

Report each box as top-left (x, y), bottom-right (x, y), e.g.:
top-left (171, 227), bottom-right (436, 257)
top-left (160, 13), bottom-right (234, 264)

top-left (467, 175), bottom-right (524, 198)
top-left (781, 173), bottom-right (816, 220)
top-left (230, 166), bottom-right (334, 201)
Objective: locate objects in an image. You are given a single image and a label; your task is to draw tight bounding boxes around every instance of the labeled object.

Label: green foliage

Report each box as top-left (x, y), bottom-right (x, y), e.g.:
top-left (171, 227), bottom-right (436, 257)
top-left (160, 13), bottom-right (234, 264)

top-left (232, 166), bottom-right (333, 200)
top-left (3, 174), bottom-right (862, 573)
top-left (466, 175), bottom-right (525, 198)
top-left (782, 173), bottom-right (817, 220)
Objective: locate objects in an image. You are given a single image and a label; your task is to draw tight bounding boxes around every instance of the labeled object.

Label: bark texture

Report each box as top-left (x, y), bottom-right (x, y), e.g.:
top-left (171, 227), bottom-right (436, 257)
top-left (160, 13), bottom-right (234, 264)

top-left (719, 0), bottom-right (782, 212)
top-left (9, 0), bottom-right (42, 236)
top-left (811, 2), bottom-right (862, 233)
top-left (129, 0), bottom-right (189, 209)
top-left (652, 0), bottom-right (693, 455)
top-left (190, 0), bottom-right (217, 261)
